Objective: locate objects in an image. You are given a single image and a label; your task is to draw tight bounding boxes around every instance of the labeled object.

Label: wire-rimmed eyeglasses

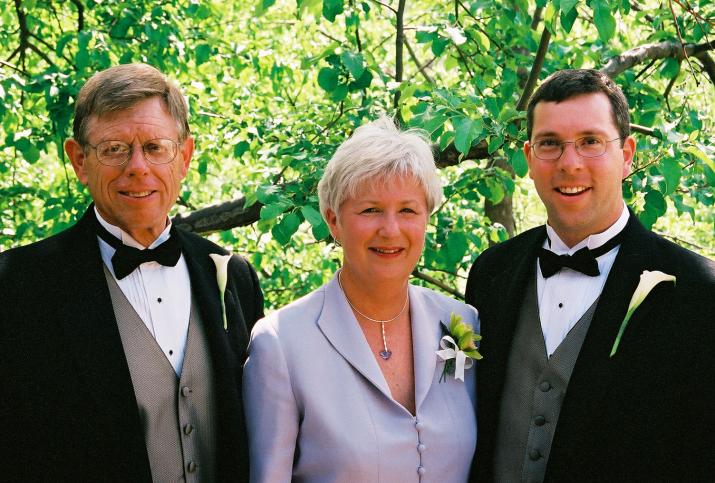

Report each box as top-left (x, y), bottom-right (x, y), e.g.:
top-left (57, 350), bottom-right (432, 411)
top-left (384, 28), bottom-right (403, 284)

top-left (530, 136), bottom-right (621, 160)
top-left (85, 138), bottom-right (181, 166)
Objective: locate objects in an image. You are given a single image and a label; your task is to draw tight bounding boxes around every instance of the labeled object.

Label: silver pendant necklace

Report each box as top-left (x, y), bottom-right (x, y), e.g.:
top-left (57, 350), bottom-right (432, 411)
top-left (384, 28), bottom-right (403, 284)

top-left (338, 271), bottom-right (409, 360)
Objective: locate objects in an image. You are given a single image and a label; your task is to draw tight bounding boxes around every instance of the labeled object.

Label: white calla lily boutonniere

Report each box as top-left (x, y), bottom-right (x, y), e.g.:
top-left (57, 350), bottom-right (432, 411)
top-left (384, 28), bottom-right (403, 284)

top-left (210, 253), bottom-right (232, 331)
top-left (610, 270), bottom-right (676, 357)
top-left (436, 312), bottom-right (483, 382)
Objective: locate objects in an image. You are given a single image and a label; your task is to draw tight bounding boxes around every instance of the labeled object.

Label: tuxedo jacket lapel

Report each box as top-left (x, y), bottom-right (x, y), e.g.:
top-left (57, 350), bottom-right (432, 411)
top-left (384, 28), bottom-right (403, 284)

top-left (549, 215), bottom-right (653, 462)
top-left (54, 209), bottom-right (151, 472)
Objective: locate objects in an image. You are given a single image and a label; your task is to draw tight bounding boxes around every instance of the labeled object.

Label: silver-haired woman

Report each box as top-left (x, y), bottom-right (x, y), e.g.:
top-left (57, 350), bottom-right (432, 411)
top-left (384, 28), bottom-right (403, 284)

top-left (243, 117), bottom-right (479, 482)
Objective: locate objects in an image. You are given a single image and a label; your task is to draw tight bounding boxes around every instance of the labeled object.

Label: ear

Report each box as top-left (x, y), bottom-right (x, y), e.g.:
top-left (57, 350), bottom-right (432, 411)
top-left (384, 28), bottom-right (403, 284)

top-left (325, 207), bottom-right (340, 242)
top-left (65, 138), bottom-right (88, 185)
top-left (621, 136), bottom-right (636, 179)
top-left (524, 140), bottom-right (534, 180)
top-left (179, 136), bottom-right (194, 179)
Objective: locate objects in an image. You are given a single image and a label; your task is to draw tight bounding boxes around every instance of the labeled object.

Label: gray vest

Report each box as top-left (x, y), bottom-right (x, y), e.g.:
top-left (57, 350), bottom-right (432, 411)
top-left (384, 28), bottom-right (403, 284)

top-left (104, 267), bottom-right (218, 482)
top-left (493, 277), bottom-right (598, 483)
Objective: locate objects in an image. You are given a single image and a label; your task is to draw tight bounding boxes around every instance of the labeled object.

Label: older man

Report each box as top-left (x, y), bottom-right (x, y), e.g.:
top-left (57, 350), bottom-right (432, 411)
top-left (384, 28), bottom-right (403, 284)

top-left (0, 63), bottom-right (263, 482)
top-left (466, 69), bottom-right (714, 482)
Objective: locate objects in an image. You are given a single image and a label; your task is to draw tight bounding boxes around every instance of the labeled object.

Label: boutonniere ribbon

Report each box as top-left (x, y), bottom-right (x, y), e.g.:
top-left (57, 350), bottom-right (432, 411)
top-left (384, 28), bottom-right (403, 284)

top-left (209, 253), bottom-right (232, 331)
top-left (610, 270), bottom-right (676, 357)
top-left (436, 313), bottom-right (483, 382)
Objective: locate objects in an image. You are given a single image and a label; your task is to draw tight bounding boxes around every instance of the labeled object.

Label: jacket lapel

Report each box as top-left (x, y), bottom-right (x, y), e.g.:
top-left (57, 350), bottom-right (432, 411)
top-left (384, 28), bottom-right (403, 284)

top-left (550, 215), bottom-right (652, 454)
top-left (316, 275), bottom-right (392, 399)
top-left (54, 208), bottom-right (151, 472)
top-left (410, 286), bottom-right (441, 411)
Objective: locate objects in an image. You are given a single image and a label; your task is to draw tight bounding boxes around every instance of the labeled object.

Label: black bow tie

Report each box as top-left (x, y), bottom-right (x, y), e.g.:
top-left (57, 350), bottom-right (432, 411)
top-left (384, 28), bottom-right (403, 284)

top-left (538, 230), bottom-right (624, 278)
top-left (94, 216), bottom-right (182, 280)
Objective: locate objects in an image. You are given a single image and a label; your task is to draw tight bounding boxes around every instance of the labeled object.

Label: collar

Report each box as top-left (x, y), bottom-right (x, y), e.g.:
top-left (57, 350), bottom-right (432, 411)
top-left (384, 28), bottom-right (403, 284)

top-left (545, 202), bottom-right (629, 256)
top-left (94, 206), bottom-right (172, 250)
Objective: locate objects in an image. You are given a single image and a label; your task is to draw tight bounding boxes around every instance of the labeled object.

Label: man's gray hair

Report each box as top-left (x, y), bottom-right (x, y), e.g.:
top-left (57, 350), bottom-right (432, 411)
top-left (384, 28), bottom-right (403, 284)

top-left (318, 116), bottom-right (443, 220)
top-left (72, 63), bottom-right (190, 147)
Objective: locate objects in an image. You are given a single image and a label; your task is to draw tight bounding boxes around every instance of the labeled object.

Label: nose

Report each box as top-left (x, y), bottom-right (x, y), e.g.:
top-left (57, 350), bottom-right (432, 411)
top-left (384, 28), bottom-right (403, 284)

top-left (378, 212), bottom-right (401, 237)
top-left (557, 142), bottom-right (583, 172)
top-left (123, 141), bottom-right (150, 175)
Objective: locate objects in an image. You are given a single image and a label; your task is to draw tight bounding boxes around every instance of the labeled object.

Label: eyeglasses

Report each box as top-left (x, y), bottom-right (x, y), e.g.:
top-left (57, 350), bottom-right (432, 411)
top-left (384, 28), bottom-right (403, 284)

top-left (530, 136), bottom-right (621, 160)
top-left (86, 138), bottom-right (181, 166)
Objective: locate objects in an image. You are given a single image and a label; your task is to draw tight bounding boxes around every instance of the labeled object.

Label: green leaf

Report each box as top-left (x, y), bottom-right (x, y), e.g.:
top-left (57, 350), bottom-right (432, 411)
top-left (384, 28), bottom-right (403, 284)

top-left (340, 51), bottom-right (365, 79)
top-left (683, 146), bottom-right (715, 173)
top-left (233, 141), bottom-right (250, 158)
top-left (644, 189), bottom-right (667, 217)
top-left (592, 0), bottom-right (616, 42)
top-left (658, 158), bottom-right (681, 195)
top-left (330, 83), bottom-right (348, 101)
top-left (488, 135), bottom-right (503, 154)
top-left (195, 44), bottom-right (212, 66)
top-left (260, 202), bottom-right (288, 221)
top-left (348, 69), bottom-right (373, 91)
top-left (660, 58), bottom-right (680, 79)
top-left (453, 117), bottom-right (482, 155)
top-left (272, 212), bottom-right (301, 245)
top-left (561, 0), bottom-right (579, 13)
top-left (560, 4), bottom-right (578, 32)
top-left (311, 222), bottom-right (330, 241)
top-left (322, 0), bottom-right (344, 22)
top-left (317, 67), bottom-right (339, 92)
top-left (445, 231), bottom-right (468, 265)
top-left (509, 149), bottom-right (528, 177)
top-left (301, 205), bottom-right (324, 226)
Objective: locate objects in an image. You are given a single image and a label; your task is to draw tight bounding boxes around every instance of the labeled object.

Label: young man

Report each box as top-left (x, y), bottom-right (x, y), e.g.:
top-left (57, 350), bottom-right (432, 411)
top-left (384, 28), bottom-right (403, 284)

top-left (0, 64), bottom-right (263, 482)
top-left (466, 69), bottom-right (714, 482)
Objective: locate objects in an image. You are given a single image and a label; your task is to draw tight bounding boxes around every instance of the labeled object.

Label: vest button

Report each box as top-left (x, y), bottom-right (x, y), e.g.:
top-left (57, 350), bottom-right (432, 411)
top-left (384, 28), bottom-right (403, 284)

top-left (187, 461), bottom-right (198, 473)
top-left (534, 415), bottom-right (546, 426)
top-left (181, 386), bottom-right (192, 397)
top-left (539, 381), bottom-right (551, 392)
top-left (529, 449), bottom-right (541, 461)
top-left (184, 423), bottom-right (194, 435)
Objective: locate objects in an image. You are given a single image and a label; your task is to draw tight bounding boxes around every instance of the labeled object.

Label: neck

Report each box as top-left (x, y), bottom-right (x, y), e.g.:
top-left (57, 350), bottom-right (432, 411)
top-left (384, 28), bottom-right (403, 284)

top-left (338, 269), bottom-right (409, 320)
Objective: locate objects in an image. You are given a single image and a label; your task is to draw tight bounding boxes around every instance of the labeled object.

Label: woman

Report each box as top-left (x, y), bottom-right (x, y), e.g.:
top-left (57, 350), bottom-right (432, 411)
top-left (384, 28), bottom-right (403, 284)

top-left (243, 117), bottom-right (479, 482)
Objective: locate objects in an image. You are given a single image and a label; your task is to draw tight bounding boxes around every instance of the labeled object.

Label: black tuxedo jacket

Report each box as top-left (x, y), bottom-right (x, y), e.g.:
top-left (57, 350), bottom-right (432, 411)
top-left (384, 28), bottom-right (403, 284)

top-left (465, 214), bottom-right (715, 482)
top-left (0, 207), bottom-right (264, 482)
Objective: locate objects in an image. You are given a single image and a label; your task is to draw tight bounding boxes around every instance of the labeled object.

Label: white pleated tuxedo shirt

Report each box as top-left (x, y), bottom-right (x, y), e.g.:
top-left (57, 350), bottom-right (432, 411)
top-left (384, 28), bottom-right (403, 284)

top-left (96, 208), bottom-right (191, 375)
top-left (537, 203), bottom-right (629, 357)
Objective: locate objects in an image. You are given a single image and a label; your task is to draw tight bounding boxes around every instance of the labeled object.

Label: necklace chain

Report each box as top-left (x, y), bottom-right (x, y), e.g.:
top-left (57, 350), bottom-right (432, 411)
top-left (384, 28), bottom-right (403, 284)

top-left (337, 271), bottom-right (409, 323)
top-left (337, 271), bottom-right (409, 360)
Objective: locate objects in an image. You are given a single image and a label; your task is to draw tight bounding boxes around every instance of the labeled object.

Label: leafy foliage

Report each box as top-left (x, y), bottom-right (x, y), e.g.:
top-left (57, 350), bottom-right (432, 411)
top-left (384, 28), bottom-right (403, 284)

top-left (1, 0), bottom-right (713, 309)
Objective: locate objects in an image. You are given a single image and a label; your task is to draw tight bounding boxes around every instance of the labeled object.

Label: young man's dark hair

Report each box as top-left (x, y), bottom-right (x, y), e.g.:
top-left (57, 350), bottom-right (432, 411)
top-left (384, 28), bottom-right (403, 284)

top-left (526, 69), bottom-right (630, 144)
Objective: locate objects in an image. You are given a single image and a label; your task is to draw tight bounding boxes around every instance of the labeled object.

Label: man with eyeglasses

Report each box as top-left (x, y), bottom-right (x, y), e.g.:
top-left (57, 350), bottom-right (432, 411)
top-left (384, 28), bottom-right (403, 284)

top-left (0, 63), bottom-right (263, 481)
top-left (466, 69), bottom-right (714, 482)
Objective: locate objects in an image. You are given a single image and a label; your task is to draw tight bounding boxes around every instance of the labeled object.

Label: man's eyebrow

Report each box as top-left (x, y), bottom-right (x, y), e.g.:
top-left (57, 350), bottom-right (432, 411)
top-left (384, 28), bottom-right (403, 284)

top-left (532, 129), bottom-right (610, 139)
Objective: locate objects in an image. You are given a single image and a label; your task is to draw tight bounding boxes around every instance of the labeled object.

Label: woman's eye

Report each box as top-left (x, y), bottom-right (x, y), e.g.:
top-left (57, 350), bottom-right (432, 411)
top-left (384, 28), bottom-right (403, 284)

top-left (401, 208), bottom-right (416, 214)
top-left (361, 207), bottom-right (379, 214)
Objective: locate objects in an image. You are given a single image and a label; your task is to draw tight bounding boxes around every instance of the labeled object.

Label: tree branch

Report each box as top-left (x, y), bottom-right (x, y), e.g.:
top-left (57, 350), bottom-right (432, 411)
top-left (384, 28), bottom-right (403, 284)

top-left (172, 197), bottom-right (262, 234)
top-left (516, 26), bottom-right (551, 111)
top-left (695, 52), bottom-right (715, 85)
top-left (404, 38), bottom-right (435, 84)
top-left (393, 0), bottom-right (406, 109)
top-left (412, 269), bottom-right (463, 299)
top-left (600, 40), bottom-right (715, 79)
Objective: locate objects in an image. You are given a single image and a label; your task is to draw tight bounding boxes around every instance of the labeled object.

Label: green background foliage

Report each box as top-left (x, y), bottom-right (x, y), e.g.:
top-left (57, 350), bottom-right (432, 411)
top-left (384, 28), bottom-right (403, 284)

top-left (1, 0), bottom-right (713, 309)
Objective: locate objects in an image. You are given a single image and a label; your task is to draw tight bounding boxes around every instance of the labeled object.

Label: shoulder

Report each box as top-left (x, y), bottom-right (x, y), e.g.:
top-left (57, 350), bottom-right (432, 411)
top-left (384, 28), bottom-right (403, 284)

top-left (472, 225), bottom-right (544, 269)
top-left (0, 225), bottom-right (83, 281)
top-left (410, 285), bottom-right (479, 328)
top-left (251, 285), bottom-right (328, 340)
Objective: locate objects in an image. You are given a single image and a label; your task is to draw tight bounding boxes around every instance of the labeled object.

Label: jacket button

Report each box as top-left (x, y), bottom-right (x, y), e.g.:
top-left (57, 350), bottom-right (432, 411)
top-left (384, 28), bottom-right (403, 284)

top-left (534, 415), bottom-right (546, 426)
top-left (417, 465), bottom-right (426, 476)
top-left (417, 443), bottom-right (426, 453)
top-left (529, 449), bottom-right (541, 461)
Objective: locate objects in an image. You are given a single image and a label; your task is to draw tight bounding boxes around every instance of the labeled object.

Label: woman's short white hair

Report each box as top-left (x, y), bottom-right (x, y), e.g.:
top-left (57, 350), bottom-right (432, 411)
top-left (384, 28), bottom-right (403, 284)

top-left (318, 116), bottom-right (443, 219)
